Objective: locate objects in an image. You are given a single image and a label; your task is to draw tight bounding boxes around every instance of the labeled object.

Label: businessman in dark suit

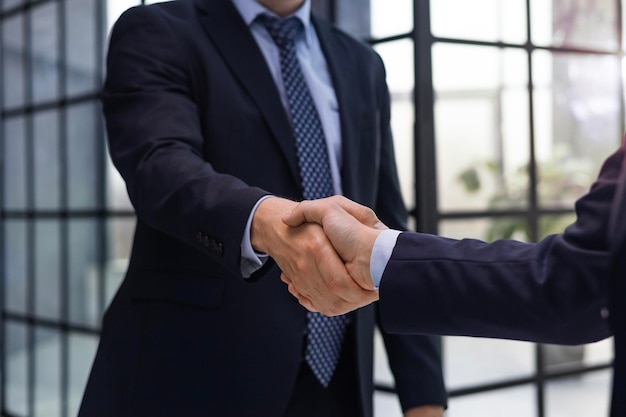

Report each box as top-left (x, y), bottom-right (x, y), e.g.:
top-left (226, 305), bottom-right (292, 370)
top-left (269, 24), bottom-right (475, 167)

top-left (281, 143), bottom-right (626, 416)
top-left (78, 0), bottom-right (446, 416)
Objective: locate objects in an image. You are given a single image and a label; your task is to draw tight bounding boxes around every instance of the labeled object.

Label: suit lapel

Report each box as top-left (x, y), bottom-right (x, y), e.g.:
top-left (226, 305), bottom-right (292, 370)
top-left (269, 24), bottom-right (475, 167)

top-left (194, 0), bottom-right (301, 185)
top-left (313, 17), bottom-right (361, 199)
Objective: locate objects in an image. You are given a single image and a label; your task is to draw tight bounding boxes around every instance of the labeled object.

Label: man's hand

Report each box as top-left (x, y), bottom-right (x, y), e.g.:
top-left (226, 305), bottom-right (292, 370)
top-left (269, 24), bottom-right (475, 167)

top-left (280, 196), bottom-right (386, 314)
top-left (251, 197), bottom-right (374, 315)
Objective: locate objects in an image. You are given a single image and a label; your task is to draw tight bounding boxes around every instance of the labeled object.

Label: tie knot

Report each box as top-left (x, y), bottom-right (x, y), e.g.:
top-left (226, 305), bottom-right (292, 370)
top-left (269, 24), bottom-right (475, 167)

top-left (258, 14), bottom-right (303, 49)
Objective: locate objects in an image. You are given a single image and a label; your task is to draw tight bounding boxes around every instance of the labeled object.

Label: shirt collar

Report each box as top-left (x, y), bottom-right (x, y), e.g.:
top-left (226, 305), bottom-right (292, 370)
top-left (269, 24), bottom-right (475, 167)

top-left (230, 0), bottom-right (313, 47)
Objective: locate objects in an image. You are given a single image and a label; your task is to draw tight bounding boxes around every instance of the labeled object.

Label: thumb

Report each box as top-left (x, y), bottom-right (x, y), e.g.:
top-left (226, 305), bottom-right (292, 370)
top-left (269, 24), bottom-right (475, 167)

top-left (331, 197), bottom-right (388, 230)
top-left (282, 200), bottom-right (324, 227)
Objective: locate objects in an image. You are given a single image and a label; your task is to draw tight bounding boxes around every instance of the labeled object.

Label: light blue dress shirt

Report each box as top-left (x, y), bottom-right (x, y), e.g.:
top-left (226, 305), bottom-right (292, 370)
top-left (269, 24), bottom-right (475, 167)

top-left (231, 0), bottom-right (343, 277)
top-left (370, 229), bottom-right (402, 289)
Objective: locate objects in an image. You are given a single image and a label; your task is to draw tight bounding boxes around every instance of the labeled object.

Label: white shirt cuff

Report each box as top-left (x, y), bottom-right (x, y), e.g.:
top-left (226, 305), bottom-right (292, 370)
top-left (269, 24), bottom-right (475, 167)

top-left (370, 229), bottom-right (401, 290)
top-left (240, 195), bottom-right (274, 278)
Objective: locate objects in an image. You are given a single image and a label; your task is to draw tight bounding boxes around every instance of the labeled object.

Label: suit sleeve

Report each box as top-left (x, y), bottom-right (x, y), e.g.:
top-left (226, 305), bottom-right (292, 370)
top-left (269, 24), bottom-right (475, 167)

top-left (103, 7), bottom-right (270, 275)
top-left (371, 54), bottom-right (448, 410)
top-left (379, 147), bottom-right (625, 345)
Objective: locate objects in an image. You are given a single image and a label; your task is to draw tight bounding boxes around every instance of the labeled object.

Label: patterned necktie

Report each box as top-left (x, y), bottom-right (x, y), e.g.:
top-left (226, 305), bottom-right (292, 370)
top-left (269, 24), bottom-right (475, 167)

top-left (258, 14), bottom-right (349, 387)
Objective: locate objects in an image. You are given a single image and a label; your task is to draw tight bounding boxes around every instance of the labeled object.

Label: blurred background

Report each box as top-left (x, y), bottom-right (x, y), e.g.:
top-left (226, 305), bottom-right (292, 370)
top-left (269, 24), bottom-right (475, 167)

top-left (0, 0), bottom-right (622, 416)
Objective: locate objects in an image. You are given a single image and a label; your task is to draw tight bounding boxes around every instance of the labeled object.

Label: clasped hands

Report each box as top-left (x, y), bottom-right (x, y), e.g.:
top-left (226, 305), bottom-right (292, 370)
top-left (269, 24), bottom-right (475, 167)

top-left (251, 196), bottom-right (386, 316)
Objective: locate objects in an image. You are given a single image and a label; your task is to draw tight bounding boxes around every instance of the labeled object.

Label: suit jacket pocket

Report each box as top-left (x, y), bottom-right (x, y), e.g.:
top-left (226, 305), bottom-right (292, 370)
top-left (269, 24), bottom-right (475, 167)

top-left (129, 272), bottom-right (225, 309)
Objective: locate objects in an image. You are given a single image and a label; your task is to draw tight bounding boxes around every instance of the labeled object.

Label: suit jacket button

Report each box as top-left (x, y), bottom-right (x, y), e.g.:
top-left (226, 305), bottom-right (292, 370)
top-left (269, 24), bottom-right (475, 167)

top-left (202, 236), bottom-right (210, 247)
top-left (195, 231), bottom-right (203, 244)
top-left (213, 242), bottom-right (224, 256)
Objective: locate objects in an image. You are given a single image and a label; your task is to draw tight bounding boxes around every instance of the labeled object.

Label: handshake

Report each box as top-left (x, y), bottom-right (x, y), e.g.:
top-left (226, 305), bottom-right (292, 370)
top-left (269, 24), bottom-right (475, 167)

top-left (251, 195), bottom-right (390, 316)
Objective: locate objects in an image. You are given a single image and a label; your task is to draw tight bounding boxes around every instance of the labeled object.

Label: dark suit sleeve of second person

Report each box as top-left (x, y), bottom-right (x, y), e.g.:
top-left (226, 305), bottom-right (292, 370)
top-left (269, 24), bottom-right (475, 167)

top-left (370, 53), bottom-right (447, 410)
top-left (378, 146), bottom-right (626, 345)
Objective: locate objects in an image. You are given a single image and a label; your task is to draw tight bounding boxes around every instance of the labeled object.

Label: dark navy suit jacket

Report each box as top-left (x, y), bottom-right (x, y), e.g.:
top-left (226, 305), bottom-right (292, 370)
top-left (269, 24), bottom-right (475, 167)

top-left (379, 144), bottom-right (626, 415)
top-left (78, 0), bottom-right (446, 416)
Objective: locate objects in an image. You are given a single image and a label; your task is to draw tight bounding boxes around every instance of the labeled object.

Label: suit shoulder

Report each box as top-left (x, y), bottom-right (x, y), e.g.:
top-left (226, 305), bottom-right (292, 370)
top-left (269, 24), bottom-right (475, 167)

top-left (109, 1), bottom-right (192, 38)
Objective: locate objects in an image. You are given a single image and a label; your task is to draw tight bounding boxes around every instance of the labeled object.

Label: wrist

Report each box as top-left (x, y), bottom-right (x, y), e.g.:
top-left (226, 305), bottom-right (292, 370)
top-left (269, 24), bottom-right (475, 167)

top-left (348, 226), bottom-right (383, 290)
top-left (251, 197), bottom-right (297, 254)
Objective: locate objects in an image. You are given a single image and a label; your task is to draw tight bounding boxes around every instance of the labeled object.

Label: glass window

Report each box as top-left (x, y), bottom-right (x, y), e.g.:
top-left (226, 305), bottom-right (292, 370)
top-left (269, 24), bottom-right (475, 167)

top-left (5, 220), bottom-right (28, 315)
top-left (546, 370), bottom-right (611, 417)
top-left (35, 328), bottom-right (61, 417)
top-left (33, 110), bottom-right (61, 210)
top-left (370, 0), bottom-right (412, 39)
top-left (6, 321), bottom-right (29, 416)
top-left (105, 217), bottom-right (135, 312)
top-left (35, 219), bottom-right (61, 320)
top-left (374, 39), bottom-right (415, 209)
top-left (2, 0), bottom-right (23, 11)
top-left (106, 151), bottom-right (133, 210)
top-left (445, 336), bottom-right (534, 389)
top-left (533, 51), bottom-right (621, 208)
top-left (433, 45), bottom-right (530, 212)
top-left (67, 103), bottom-right (100, 210)
top-left (68, 334), bottom-right (98, 417)
top-left (431, 0), bottom-right (527, 44)
top-left (440, 217), bottom-right (530, 242)
top-left (106, 0), bottom-right (141, 32)
top-left (448, 385), bottom-right (537, 417)
top-left (65, 0), bottom-right (98, 96)
top-left (68, 219), bottom-right (100, 327)
top-left (31, 1), bottom-right (60, 104)
top-left (3, 116), bottom-right (27, 210)
top-left (2, 15), bottom-right (25, 109)
top-left (531, 0), bottom-right (618, 51)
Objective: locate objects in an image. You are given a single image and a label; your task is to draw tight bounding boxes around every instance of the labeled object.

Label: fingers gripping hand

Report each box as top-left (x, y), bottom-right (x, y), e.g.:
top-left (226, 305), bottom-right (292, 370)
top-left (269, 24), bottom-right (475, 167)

top-left (282, 196), bottom-right (384, 290)
top-left (251, 198), bottom-right (370, 314)
top-left (283, 195), bottom-right (387, 231)
top-left (280, 272), bottom-right (379, 316)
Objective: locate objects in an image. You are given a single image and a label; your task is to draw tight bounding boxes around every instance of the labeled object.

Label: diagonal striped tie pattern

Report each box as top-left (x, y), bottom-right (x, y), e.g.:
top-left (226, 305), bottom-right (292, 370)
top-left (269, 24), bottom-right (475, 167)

top-left (258, 14), bottom-right (349, 388)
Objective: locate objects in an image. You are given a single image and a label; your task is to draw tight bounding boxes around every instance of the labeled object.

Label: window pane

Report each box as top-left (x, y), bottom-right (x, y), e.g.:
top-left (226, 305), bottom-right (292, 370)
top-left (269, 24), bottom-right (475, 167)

top-left (6, 321), bottom-right (29, 416)
top-left (583, 338), bottom-right (614, 367)
top-left (448, 385), bottom-right (537, 417)
top-left (533, 51), bottom-right (621, 209)
top-left (34, 110), bottom-right (61, 210)
top-left (546, 370), bottom-right (611, 417)
top-left (531, 0), bottom-right (618, 51)
top-left (35, 328), bottom-right (61, 417)
top-left (434, 45), bottom-right (530, 212)
top-left (105, 217), bottom-right (135, 314)
top-left (31, 2), bottom-right (60, 103)
top-left (69, 219), bottom-right (100, 327)
top-left (3, 116), bottom-right (28, 210)
top-left (370, 0), bottom-right (412, 38)
top-left (374, 391), bottom-right (402, 417)
top-left (440, 216), bottom-right (530, 247)
top-left (445, 336), bottom-right (534, 389)
top-left (5, 220), bottom-right (28, 314)
top-left (375, 39), bottom-right (415, 210)
top-left (35, 219), bottom-right (61, 320)
top-left (431, 0), bottom-right (527, 44)
top-left (2, 0), bottom-right (23, 11)
top-left (106, 151), bottom-right (133, 210)
top-left (67, 103), bottom-right (100, 210)
top-left (66, 0), bottom-right (98, 96)
top-left (106, 0), bottom-right (142, 33)
top-left (68, 334), bottom-right (98, 417)
top-left (3, 14), bottom-right (25, 109)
